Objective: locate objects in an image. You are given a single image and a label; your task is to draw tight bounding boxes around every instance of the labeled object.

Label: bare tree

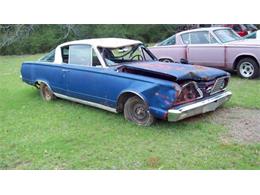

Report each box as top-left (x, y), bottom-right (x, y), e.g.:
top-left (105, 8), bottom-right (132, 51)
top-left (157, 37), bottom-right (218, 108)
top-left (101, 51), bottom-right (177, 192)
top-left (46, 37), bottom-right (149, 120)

top-left (0, 24), bottom-right (37, 48)
top-left (0, 24), bottom-right (81, 49)
top-left (60, 24), bottom-right (80, 40)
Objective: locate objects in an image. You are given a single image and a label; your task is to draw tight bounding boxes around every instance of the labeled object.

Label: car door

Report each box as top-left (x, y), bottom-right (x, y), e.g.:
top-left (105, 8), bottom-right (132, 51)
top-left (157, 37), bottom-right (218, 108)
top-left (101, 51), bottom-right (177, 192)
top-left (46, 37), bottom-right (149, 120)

top-left (183, 31), bottom-right (225, 68)
top-left (63, 44), bottom-right (110, 105)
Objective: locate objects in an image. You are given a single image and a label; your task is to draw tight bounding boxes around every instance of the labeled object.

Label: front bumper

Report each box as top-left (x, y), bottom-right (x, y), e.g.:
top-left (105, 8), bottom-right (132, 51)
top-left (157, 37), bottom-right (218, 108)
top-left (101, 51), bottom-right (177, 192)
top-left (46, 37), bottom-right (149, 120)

top-left (167, 91), bottom-right (232, 122)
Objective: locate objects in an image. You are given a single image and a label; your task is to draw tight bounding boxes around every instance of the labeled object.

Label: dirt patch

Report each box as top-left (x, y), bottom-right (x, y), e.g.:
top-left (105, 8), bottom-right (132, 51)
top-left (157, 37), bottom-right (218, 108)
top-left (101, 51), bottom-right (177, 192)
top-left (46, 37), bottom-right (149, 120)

top-left (208, 107), bottom-right (260, 144)
top-left (146, 156), bottom-right (161, 168)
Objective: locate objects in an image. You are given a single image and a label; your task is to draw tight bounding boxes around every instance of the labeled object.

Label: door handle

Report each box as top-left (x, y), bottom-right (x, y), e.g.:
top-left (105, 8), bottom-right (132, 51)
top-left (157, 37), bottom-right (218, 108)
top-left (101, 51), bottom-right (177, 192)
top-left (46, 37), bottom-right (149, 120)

top-left (62, 69), bottom-right (69, 72)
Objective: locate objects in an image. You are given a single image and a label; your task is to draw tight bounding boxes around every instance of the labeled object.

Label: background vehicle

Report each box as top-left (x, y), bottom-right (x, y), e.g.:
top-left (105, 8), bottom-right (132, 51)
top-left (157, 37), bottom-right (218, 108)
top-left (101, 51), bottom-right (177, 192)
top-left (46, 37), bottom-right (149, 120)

top-left (243, 24), bottom-right (258, 34)
top-left (150, 27), bottom-right (260, 79)
top-left (245, 30), bottom-right (260, 40)
top-left (223, 24), bottom-right (248, 36)
top-left (21, 38), bottom-right (231, 126)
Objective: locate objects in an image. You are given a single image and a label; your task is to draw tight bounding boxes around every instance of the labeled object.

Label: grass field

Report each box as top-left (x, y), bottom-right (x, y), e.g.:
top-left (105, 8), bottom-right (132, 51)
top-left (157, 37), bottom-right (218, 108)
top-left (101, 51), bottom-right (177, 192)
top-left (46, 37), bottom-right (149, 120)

top-left (0, 54), bottom-right (259, 169)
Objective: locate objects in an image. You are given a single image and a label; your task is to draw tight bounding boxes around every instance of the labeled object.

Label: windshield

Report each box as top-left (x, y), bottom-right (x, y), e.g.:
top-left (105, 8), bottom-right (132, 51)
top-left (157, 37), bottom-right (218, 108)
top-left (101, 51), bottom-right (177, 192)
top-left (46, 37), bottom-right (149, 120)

top-left (98, 44), bottom-right (156, 66)
top-left (214, 29), bottom-right (241, 43)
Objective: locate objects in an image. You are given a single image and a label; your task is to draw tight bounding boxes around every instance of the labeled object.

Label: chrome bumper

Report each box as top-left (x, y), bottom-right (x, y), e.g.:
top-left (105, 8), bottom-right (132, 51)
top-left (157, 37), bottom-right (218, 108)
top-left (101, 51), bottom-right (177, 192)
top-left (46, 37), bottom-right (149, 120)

top-left (168, 91), bottom-right (232, 122)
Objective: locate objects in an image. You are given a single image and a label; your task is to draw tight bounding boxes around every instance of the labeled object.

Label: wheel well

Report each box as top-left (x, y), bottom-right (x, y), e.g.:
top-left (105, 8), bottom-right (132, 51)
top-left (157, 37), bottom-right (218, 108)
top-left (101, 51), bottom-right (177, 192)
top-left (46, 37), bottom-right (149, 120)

top-left (159, 58), bottom-right (173, 62)
top-left (34, 80), bottom-right (52, 91)
top-left (233, 55), bottom-right (259, 70)
top-left (35, 81), bottom-right (41, 89)
top-left (116, 92), bottom-right (143, 113)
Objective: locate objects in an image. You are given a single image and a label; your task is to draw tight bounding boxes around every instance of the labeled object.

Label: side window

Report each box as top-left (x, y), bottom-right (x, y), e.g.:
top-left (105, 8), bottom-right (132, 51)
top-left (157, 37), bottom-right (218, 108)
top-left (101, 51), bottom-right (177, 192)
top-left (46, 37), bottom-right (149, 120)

top-left (39, 50), bottom-right (55, 62)
top-left (61, 46), bottom-right (69, 63)
top-left (181, 33), bottom-right (190, 44)
top-left (69, 45), bottom-right (92, 66)
top-left (190, 31), bottom-right (210, 44)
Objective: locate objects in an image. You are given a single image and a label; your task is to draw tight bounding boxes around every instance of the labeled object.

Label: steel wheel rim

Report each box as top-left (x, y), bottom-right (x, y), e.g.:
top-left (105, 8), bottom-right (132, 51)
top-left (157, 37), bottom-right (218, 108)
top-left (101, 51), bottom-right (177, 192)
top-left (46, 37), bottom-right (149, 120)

top-left (240, 62), bottom-right (254, 78)
top-left (133, 103), bottom-right (147, 120)
top-left (129, 100), bottom-right (149, 124)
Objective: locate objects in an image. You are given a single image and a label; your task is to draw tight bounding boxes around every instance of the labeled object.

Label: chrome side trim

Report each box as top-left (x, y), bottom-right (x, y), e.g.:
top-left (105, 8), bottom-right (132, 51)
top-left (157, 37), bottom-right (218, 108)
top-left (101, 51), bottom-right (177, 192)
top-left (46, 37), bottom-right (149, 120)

top-left (53, 93), bottom-right (117, 113)
top-left (168, 91), bottom-right (232, 122)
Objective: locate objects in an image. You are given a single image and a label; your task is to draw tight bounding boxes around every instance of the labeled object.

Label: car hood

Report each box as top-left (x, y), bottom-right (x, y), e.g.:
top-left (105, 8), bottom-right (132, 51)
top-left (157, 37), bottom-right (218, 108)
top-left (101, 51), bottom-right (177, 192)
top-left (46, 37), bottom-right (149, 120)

top-left (119, 61), bottom-right (229, 81)
top-left (225, 39), bottom-right (260, 47)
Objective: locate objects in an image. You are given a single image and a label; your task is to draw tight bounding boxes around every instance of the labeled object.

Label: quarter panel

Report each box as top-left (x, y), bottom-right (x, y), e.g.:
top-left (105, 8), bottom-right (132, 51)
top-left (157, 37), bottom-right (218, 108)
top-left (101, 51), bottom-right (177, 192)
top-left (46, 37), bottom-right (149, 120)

top-left (149, 45), bottom-right (187, 62)
top-left (225, 47), bottom-right (260, 68)
top-left (22, 62), bottom-right (66, 94)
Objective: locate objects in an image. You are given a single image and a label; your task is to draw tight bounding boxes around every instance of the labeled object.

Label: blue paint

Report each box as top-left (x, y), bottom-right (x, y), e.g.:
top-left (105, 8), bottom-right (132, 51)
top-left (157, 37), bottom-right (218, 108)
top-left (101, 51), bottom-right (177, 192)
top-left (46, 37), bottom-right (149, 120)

top-left (21, 60), bottom-right (228, 120)
top-left (121, 61), bottom-right (230, 81)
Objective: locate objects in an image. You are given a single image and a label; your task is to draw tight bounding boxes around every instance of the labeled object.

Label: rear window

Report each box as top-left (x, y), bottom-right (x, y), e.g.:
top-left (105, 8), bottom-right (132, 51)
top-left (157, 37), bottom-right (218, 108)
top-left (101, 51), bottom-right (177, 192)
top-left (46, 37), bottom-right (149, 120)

top-left (39, 50), bottom-right (55, 62)
top-left (157, 35), bottom-right (176, 46)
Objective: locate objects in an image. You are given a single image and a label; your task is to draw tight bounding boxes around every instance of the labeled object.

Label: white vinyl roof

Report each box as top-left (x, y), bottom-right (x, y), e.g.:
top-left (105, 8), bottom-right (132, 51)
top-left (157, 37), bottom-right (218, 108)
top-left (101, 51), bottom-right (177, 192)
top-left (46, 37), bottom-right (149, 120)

top-left (58, 38), bottom-right (143, 48)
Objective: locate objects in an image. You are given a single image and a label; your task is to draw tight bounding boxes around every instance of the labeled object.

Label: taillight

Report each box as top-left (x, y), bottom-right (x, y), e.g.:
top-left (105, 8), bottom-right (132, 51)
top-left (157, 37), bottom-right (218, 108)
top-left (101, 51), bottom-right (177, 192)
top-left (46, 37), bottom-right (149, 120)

top-left (174, 82), bottom-right (202, 106)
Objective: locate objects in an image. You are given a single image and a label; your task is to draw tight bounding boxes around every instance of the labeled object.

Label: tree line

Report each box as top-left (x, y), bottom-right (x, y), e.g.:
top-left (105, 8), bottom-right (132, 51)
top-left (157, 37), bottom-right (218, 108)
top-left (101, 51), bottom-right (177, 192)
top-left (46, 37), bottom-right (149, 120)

top-left (0, 24), bottom-right (187, 55)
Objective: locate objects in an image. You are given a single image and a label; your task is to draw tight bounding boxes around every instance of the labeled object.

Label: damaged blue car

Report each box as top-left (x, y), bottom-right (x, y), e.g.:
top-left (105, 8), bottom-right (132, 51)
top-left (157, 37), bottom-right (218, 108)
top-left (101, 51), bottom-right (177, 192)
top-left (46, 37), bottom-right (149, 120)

top-left (21, 38), bottom-right (232, 126)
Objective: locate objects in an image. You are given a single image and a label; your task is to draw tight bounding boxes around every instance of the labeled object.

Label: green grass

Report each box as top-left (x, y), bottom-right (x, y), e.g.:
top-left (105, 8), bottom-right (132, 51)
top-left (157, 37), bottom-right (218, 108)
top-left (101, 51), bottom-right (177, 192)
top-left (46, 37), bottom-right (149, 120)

top-left (225, 77), bottom-right (260, 109)
top-left (0, 54), bottom-right (259, 169)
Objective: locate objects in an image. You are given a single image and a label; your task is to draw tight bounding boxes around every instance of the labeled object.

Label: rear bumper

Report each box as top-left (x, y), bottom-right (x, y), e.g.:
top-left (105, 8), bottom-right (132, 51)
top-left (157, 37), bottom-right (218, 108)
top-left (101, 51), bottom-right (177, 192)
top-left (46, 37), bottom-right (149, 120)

top-left (167, 91), bottom-right (232, 122)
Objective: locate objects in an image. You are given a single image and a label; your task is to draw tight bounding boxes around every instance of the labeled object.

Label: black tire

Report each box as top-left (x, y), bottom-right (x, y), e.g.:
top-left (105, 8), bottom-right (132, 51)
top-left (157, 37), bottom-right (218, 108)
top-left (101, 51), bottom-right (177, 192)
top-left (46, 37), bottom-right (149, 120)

top-left (237, 57), bottom-right (259, 79)
top-left (124, 96), bottom-right (155, 126)
top-left (39, 83), bottom-right (56, 101)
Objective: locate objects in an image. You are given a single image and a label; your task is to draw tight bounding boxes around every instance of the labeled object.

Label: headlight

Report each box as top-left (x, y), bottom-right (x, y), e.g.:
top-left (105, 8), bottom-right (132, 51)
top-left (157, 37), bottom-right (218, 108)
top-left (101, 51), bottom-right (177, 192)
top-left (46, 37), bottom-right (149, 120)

top-left (174, 81), bottom-right (203, 106)
top-left (210, 76), bottom-right (229, 95)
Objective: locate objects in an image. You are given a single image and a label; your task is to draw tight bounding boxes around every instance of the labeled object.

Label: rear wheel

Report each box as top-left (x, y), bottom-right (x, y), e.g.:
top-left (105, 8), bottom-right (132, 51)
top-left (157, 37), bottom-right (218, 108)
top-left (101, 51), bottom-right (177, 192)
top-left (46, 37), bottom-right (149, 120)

top-left (124, 96), bottom-right (155, 126)
top-left (39, 83), bottom-right (56, 101)
top-left (237, 58), bottom-right (259, 79)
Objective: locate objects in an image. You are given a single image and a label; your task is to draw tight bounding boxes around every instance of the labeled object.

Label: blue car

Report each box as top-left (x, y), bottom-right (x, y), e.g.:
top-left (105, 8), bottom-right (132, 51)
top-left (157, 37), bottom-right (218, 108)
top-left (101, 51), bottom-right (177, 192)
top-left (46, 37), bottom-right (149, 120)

top-left (21, 38), bottom-right (232, 126)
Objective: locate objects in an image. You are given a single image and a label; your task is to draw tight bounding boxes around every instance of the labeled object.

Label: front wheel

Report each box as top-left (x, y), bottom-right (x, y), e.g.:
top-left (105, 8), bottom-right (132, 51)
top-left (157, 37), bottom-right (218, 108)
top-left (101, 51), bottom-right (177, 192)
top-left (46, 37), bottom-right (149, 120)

top-left (124, 96), bottom-right (155, 126)
top-left (237, 58), bottom-right (259, 79)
